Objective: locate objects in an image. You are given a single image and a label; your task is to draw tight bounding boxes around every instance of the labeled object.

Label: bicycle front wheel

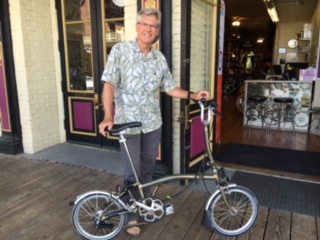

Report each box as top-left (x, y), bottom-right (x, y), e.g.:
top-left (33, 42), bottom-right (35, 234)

top-left (245, 108), bottom-right (259, 121)
top-left (208, 186), bottom-right (258, 236)
top-left (72, 192), bottom-right (127, 240)
top-left (294, 112), bottom-right (309, 127)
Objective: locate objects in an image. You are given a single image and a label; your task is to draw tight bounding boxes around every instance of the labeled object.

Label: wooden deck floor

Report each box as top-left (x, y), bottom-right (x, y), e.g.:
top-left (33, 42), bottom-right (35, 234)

top-left (1, 153), bottom-right (320, 240)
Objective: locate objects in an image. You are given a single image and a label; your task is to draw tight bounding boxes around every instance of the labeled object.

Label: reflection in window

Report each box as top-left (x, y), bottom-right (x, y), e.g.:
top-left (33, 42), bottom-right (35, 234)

top-left (103, 0), bottom-right (125, 58)
top-left (64, 0), bottom-right (93, 91)
top-left (190, 1), bottom-right (213, 92)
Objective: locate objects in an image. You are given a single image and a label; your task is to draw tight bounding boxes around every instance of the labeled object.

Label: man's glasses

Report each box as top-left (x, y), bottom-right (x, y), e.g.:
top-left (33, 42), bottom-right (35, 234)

top-left (138, 22), bottom-right (159, 30)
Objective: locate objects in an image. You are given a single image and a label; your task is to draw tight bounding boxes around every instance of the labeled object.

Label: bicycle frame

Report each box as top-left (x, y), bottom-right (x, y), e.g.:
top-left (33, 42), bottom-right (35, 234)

top-left (75, 100), bottom-right (225, 209)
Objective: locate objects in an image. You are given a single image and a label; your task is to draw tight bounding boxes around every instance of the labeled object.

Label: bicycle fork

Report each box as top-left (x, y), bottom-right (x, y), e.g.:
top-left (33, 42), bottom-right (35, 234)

top-left (201, 183), bottom-right (237, 228)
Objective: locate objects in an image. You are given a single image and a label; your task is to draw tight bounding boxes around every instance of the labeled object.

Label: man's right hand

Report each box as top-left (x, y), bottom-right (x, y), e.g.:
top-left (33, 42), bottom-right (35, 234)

top-left (98, 119), bottom-right (114, 137)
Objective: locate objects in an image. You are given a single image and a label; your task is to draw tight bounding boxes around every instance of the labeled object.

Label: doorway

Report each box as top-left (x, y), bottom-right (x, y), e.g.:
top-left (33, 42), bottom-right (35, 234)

top-left (179, 0), bottom-right (219, 175)
top-left (57, 0), bottom-right (124, 148)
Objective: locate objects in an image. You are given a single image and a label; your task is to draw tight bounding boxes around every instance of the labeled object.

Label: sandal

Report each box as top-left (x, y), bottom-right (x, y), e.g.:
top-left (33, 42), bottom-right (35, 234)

top-left (125, 220), bottom-right (141, 237)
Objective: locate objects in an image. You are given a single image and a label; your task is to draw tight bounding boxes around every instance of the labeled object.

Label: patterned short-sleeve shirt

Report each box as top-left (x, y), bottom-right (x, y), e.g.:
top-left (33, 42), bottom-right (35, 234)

top-left (101, 39), bottom-right (176, 134)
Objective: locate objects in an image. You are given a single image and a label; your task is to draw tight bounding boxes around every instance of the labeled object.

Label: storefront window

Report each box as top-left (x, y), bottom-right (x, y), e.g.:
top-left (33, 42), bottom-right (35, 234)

top-left (62, 0), bottom-right (124, 92)
top-left (103, 0), bottom-right (125, 63)
top-left (63, 0), bottom-right (93, 91)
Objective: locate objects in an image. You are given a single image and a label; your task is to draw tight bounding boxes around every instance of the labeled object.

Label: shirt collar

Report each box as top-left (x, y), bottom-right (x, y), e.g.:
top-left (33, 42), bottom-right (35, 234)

top-left (130, 39), bottom-right (157, 59)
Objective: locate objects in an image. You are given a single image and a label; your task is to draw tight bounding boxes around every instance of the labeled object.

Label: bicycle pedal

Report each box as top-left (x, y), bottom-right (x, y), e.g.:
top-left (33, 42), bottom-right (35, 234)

top-left (165, 203), bottom-right (174, 215)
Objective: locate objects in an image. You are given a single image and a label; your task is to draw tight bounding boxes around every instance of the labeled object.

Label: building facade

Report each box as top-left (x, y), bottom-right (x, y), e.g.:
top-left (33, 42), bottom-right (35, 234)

top-left (0, 0), bottom-right (220, 175)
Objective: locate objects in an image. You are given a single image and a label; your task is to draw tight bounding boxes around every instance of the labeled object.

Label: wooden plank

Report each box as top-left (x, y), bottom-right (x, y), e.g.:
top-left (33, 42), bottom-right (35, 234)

top-left (123, 185), bottom-right (193, 240)
top-left (237, 206), bottom-right (269, 240)
top-left (1, 165), bottom-right (121, 239)
top-left (1, 153), bottom-right (320, 240)
top-left (155, 190), bottom-right (209, 240)
top-left (183, 208), bottom-right (214, 240)
top-left (38, 173), bottom-right (121, 239)
top-left (0, 163), bottom-right (81, 213)
top-left (264, 209), bottom-right (291, 240)
top-left (0, 158), bottom-right (81, 205)
top-left (42, 174), bottom-right (122, 239)
top-left (291, 213), bottom-right (317, 240)
top-left (0, 167), bottom-right (92, 237)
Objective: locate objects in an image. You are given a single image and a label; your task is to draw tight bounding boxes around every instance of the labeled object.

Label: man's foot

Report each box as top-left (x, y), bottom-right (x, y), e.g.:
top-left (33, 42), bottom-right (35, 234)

top-left (125, 220), bottom-right (141, 237)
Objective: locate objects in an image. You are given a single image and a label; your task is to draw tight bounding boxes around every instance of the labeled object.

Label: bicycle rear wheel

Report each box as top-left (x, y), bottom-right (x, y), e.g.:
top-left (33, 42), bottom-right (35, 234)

top-left (294, 112), bottom-right (309, 127)
top-left (208, 186), bottom-right (258, 236)
top-left (72, 192), bottom-right (127, 240)
top-left (236, 94), bottom-right (244, 113)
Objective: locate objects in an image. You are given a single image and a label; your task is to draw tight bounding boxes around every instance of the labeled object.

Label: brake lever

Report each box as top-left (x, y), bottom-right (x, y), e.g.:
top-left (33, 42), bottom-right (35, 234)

top-left (210, 101), bottom-right (222, 117)
top-left (200, 96), bottom-right (207, 107)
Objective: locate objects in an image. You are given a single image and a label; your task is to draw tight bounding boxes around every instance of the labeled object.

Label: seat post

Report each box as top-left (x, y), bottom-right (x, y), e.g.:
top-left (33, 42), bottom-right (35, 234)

top-left (119, 134), bottom-right (140, 184)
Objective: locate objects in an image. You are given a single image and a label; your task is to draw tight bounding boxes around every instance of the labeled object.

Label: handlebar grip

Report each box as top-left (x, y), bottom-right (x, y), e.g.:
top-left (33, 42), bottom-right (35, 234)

top-left (210, 101), bottom-right (218, 108)
top-left (209, 101), bottom-right (222, 117)
top-left (200, 95), bottom-right (207, 106)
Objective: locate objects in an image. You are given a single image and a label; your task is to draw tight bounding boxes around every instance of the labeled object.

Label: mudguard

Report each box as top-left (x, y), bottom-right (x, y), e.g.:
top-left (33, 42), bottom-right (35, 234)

top-left (201, 183), bottom-right (237, 227)
top-left (74, 190), bottom-right (120, 205)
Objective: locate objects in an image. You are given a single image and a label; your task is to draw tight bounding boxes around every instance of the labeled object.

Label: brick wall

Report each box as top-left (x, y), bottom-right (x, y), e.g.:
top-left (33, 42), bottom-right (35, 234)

top-left (172, 0), bottom-right (182, 174)
top-left (125, 2), bottom-right (138, 41)
top-left (9, 0), bottom-right (63, 153)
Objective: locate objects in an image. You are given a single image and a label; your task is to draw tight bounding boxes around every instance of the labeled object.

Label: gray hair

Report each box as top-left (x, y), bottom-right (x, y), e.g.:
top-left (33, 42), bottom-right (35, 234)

top-left (136, 8), bottom-right (162, 26)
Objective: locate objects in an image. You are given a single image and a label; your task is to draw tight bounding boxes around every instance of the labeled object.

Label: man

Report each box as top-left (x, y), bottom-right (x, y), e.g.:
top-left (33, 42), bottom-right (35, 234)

top-left (99, 8), bottom-right (210, 237)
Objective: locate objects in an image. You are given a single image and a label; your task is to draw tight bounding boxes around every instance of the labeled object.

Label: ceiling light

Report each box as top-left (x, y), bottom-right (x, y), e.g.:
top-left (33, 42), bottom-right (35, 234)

top-left (232, 20), bottom-right (240, 26)
top-left (257, 38), bottom-right (264, 43)
top-left (264, 0), bottom-right (279, 22)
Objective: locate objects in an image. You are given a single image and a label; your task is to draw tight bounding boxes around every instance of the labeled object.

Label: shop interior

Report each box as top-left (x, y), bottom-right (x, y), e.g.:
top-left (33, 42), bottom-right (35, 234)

top-left (220, 0), bottom-right (320, 152)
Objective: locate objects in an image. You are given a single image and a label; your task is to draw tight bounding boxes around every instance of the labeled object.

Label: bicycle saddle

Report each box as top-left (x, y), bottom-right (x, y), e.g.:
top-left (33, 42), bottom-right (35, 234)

top-left (248, 96), bottom-right (268, 103)
top-left (273, 97), bottom-right (294, 103)
top-left (106, 122), bottom-right (142, 134)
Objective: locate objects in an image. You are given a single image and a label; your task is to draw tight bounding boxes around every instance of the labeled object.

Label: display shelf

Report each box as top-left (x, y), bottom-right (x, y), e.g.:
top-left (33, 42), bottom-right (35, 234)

top-left (243, 80), bottom-right (313, 132)
top-left (298, 38), bottom-right (310, 54)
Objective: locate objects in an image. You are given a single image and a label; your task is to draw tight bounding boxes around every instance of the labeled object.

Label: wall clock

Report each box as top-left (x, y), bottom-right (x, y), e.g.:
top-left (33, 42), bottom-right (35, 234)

top-left (288, 39), bottom-right (298, 48)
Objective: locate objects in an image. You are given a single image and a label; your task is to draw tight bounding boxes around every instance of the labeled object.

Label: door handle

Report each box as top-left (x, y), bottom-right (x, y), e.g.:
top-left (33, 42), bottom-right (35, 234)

top-left (94, 93), bottom-right (100, 110)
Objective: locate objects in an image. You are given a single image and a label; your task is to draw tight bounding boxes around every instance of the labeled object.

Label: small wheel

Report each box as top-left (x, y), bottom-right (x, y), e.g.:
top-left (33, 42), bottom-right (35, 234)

top-left (294, 112), bottom-right (309, 127)
top-left (208, 186), bottom-right (258, 236)
top-left (223, 85), bottom-right (235, 95)
top-left (245, 108), bottom-right (259, 121)
top-left (236, 94), bottom-right (244, 113)
top-left (72, 193), bottom-right (127, 240)
top-left (311, 118), bottom-right (320, 132)
top-left (263, 110), bottom-right (277, 127)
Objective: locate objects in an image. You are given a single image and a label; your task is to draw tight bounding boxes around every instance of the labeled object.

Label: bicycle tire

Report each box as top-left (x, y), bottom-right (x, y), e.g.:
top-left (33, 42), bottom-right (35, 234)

top-left (236, 94), bottom-right (244, 113)
top-left (72, 192), bottom-right (127, 240)
top-left (263, 110), bottom-right (277, 127)
top-left (245, 108), bottom-right (259, 121)
top-left (294, 112), bottom-right (309, 127)
top-left (311, 117), bottom-right (320, 132)
top-left (208, 186), bottom-right (258, 236)
top-left (223, 85), bottom-right (235, 95)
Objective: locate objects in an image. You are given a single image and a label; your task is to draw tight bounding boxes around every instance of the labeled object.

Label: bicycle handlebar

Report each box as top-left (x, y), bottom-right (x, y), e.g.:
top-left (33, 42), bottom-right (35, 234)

top-left (198, 98), bottom-right (221, 125)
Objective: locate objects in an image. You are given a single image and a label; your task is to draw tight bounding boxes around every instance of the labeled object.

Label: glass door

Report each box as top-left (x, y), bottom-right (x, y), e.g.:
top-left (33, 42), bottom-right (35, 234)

top-left (181, 0), bottom-right (218, 174)
top-left (59, 0), bottom-right (124, 148)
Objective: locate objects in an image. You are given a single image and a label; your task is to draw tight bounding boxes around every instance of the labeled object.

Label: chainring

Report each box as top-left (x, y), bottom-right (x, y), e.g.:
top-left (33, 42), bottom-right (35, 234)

top-left (138, 197), bottom-right (165, 223)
